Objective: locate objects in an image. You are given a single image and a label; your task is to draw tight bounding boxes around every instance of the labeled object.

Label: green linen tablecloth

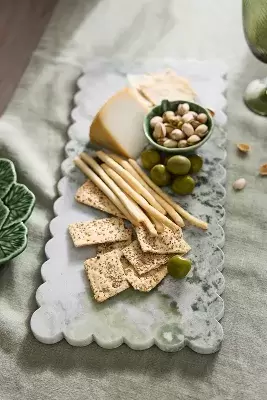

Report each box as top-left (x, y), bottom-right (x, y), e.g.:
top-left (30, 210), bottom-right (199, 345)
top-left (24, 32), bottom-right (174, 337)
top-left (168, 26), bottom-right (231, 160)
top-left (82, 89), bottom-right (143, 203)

top-left (1, 0), bottom-right (267, 399)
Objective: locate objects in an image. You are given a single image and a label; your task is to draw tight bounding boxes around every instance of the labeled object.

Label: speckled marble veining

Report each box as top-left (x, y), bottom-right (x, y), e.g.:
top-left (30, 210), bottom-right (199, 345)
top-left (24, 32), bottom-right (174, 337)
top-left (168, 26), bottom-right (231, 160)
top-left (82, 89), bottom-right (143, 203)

top-left (30, 59), bottom-right (227, 353)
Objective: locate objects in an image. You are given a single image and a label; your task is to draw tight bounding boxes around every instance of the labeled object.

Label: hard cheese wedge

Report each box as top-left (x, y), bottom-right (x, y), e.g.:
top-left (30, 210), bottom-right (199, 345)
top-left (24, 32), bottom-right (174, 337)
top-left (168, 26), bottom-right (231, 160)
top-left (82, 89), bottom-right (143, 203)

top-left (89, 88), bottom-right (149, 159)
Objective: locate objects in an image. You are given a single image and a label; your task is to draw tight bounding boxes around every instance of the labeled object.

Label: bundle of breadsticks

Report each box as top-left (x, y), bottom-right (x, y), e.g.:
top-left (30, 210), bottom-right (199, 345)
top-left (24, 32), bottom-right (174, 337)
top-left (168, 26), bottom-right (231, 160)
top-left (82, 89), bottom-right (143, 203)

top-left (74, 151), bottom-right (208, 235)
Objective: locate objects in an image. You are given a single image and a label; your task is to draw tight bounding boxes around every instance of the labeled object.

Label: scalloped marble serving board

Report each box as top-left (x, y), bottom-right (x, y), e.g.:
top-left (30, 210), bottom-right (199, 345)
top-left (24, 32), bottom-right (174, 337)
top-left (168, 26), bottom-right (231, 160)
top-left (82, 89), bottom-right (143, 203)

top-left (31, 59), bottom-right (227, 353)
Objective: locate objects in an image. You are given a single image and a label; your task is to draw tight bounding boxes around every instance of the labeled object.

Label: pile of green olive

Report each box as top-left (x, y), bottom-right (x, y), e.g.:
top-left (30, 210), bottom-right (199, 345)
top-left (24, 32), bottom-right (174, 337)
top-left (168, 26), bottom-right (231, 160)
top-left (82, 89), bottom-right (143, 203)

top-left (140, 149), bottom-right (203, 195)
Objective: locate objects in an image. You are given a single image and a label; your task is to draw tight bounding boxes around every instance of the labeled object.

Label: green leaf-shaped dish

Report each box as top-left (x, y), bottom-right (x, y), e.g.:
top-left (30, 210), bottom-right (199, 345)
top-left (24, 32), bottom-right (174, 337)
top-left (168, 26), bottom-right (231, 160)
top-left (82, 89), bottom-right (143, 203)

top-left (0, 200), bottom-right (9, 230)
top-left (0, 159), bottom-right (35, 265)
top-left (0, 159), bottom-right (16, 199)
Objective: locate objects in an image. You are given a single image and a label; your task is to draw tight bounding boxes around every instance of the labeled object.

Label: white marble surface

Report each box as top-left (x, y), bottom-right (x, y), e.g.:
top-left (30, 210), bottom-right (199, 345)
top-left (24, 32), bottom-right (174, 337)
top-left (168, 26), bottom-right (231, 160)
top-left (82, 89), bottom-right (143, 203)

top-left (2, 0), bottom-right (267, 399)
top-left (30, 59), bottom-right (227, 353)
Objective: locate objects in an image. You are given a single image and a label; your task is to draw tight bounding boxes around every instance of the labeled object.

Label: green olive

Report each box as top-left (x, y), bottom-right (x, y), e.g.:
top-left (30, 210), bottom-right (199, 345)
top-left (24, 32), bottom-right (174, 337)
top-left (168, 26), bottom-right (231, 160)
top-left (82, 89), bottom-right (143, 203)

top-left (150, 164), bottom-right (171, 186)
top-left (187, 154), bottom-right (203, 174)
top-left (166, 155), bottom-right (191, 175)
top-left (172, 175), bottom-right (195, 195)
top-left (167, 255), bottom-right (192, 279)
top-left (141, 149), bottom-right (161, 170)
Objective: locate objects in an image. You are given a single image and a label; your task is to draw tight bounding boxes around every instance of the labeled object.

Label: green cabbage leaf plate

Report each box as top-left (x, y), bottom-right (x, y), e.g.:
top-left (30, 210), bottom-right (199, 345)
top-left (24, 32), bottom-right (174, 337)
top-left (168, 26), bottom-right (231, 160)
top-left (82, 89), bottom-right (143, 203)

top-left (0, 159), bottom-right (35, 264)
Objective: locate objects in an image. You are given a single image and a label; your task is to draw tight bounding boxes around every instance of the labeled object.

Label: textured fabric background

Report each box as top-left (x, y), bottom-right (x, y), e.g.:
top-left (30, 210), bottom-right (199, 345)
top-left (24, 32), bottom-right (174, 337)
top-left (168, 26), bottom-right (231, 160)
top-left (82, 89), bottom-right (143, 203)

top-left (1, 1), bottom-right (267, 399)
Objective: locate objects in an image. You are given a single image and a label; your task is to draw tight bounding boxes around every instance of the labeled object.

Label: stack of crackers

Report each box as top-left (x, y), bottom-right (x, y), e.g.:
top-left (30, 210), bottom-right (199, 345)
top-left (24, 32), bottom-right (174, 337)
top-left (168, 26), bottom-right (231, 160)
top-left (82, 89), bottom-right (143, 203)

top-left (69, 216), bottom-right (191, 302)
top-left (69, 149), bottom-right (203, 303)
top-left (128, 69), bottom-right (196, 106)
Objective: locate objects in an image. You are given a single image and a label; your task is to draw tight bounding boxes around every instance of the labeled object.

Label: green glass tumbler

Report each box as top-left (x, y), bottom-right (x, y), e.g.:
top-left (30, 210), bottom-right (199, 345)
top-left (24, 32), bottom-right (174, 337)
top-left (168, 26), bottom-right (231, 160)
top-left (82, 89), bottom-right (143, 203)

top-left (243, 0), bottom-right (267, 115)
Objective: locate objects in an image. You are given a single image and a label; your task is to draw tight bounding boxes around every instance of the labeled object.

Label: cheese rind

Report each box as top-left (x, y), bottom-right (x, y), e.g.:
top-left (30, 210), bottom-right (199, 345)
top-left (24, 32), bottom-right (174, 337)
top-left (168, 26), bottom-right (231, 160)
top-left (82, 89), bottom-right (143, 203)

top-left (89, 88), bottom-right (148, 159)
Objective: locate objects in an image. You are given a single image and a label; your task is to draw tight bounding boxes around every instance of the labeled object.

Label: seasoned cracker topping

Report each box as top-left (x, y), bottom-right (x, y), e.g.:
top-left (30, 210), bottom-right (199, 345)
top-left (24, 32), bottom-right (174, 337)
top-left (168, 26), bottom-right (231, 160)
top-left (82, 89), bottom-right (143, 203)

top-left (97, 236), bottom-right (133, 255)
top-left (75, 180), bottom-right (125, 218)
top-left (122, 240), bottom-right (169, 275)
top-left (121, 257), bottom-right (167, 292)
top-left (69, 217), bottom-right (132, 247)
top-left (84, 250), bottom-right (129, 302)
top-left (135, 225), bottom-right (190, 254)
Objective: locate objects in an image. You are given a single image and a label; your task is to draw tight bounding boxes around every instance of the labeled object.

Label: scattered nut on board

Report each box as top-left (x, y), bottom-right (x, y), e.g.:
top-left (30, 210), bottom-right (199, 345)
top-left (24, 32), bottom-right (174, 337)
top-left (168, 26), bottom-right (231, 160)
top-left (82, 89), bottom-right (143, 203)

top-left (207, 108), bottom-right (215, 117)
top-left (237, 143), bottom-right (250, 153)
top-left (259, 164), bottom-right (267, 176)
top-left (233, 178), bottom-right (246, 190)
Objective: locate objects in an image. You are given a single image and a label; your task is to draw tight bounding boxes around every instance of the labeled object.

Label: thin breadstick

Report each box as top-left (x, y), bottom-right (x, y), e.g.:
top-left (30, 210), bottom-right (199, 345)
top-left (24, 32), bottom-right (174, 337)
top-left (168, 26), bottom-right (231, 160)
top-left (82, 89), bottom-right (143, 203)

top-left (102, 164), bottom-right (180, 232)
top-left (109, 154), bottom-right (184, 228)
top-left (150, 215), bottom-right (164, 233)
top-left (109, 154), bottom-right (128, 165)
top-left (74, 157), bottom-right (139, 226)
top-left (96, 151), bottom-right (166, 215)
top-left (99, 163), bottom-right (159, 236)
top-left (129, 159), bottom-right (208, 230)
top-left (80, 153), bottom-right (157, 235)
top-left (120, 198), bottom-right (157, 236)
top-left (78, 154), bottom-right (141, 225)
top-left (141, 215), bottom-right (158, 236)
top-left (109, 155), bottom-right (184, 229)
top-left (110, 154), bottom-right (148, 182)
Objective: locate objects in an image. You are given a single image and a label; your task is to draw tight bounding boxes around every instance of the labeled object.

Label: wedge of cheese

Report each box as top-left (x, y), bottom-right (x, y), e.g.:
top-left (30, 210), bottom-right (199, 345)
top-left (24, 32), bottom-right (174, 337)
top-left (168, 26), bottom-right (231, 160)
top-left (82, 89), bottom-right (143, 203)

top-left (89, 88), bottom-right (149, 159)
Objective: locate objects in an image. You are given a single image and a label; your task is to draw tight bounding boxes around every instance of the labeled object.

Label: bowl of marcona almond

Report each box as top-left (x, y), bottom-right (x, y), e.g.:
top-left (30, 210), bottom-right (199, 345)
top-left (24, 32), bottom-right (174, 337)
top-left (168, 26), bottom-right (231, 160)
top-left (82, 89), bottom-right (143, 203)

top-left (144, 100), bottom-right (214, 155)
